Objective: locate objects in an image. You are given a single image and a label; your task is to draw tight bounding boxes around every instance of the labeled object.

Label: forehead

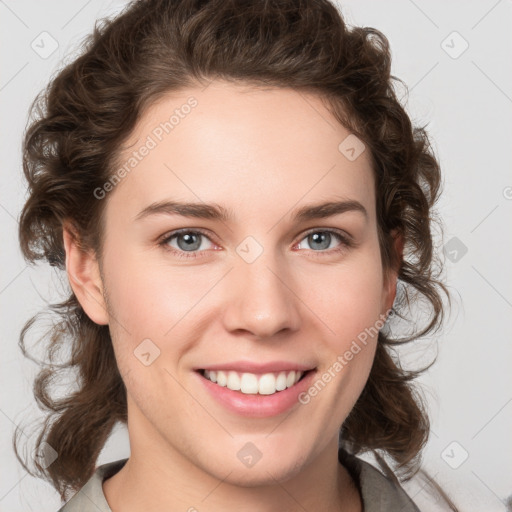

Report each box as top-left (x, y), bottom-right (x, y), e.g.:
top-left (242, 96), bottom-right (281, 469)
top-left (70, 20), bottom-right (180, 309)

top-left (107, 81), bottom-right (375, 222)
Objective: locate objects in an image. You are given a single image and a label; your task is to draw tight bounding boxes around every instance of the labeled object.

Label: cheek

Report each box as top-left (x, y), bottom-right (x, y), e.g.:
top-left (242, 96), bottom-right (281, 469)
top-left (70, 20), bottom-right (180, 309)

top-left (309, 250), bottom-right (385, 348)
top-left (104, 252), bottom-right (216, 338)
top-left (301, 255), bottom-right (384, 426)
top-left (102, 256), bottom-right (210, 405)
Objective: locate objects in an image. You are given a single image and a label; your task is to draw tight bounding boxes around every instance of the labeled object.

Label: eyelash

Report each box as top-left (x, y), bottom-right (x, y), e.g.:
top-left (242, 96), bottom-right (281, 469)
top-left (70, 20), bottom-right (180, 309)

top-left (158, 228), bottom-right (354, 260)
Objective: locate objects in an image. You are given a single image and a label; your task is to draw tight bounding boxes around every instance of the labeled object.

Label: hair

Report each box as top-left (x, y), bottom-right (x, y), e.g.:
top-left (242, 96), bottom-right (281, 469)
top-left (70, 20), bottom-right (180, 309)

top-left (15, 0), bottom-right (453, 505)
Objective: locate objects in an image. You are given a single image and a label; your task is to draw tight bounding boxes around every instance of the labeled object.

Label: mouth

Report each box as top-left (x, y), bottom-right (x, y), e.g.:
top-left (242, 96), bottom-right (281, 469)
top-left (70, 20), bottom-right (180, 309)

top-left (194, 365), bottom-right (317, 418)
top-left (198, 368), bottom-right (311, 396)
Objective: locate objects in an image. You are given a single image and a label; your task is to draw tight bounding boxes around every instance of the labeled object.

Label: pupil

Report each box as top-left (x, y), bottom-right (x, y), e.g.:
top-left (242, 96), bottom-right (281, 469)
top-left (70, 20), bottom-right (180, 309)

top-left (310, 232), bottom-right (330, 250)
top-left (178, 233), bottom-right (200, 251)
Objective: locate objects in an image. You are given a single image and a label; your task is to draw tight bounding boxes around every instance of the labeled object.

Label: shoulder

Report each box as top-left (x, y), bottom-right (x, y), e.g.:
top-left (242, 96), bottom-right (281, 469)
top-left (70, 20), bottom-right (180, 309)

top-left (56, 458), bottom-right (128, 512)
top-left (339, 447), bottom-right (421, 512)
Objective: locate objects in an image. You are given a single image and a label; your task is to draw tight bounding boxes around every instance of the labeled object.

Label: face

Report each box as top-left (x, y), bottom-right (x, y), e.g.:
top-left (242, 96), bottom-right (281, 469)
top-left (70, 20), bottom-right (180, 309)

top-left (71, 80), bottom-right (398, 486)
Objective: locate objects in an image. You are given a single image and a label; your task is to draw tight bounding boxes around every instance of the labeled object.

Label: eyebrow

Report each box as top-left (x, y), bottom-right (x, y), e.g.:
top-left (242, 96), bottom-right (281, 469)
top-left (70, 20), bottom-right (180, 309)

top-left (134, 199), bottom-right (368, 223)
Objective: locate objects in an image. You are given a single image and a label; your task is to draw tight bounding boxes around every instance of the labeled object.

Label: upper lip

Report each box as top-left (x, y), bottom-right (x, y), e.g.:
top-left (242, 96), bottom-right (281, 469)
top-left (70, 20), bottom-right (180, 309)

top-left (197, 361), bottom-right (316, 374)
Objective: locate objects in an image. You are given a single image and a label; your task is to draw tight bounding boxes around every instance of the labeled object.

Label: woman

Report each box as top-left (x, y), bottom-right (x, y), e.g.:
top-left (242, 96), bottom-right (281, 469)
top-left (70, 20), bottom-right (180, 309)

top-left (15, 0), bottom-right (454, 510)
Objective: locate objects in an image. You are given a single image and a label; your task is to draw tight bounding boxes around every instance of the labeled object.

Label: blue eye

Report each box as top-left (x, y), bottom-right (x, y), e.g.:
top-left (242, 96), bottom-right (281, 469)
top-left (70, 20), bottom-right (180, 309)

top-left (158, 228), bottom-right (353, 259)
top-left (297, 230), bottom-right (351, 252)
top-left (159, 229), bottom-right (215, 259)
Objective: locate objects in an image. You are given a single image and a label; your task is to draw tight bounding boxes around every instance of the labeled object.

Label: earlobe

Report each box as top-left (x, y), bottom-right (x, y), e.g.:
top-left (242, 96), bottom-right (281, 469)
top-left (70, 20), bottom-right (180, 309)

top-left (62, 223), bottom-right (109, 326)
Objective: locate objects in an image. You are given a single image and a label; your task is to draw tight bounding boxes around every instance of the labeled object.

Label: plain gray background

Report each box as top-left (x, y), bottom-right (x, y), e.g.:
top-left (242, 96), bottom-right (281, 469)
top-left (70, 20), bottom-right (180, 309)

top-left (1, 1), bottom-right (511, 511)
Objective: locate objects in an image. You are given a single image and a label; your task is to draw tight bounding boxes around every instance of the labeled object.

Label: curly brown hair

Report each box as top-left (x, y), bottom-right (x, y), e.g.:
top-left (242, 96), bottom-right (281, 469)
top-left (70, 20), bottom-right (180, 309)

top-left (15, 0), bottom-right (452, 504)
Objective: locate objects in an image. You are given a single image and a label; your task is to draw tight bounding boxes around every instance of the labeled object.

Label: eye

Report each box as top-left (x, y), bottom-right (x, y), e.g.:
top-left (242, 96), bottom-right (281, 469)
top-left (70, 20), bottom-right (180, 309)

top-left (158, 228), bottom-right (353, 260)
top-left (159, 229), bottom-right (216, 259)
top-left (295, 229), bottom-right (353, 254)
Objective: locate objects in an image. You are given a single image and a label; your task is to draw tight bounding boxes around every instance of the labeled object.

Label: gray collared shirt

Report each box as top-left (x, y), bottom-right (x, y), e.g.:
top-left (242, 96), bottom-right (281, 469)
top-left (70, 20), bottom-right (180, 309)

top-left (57, 449), bottom-right (420, 511)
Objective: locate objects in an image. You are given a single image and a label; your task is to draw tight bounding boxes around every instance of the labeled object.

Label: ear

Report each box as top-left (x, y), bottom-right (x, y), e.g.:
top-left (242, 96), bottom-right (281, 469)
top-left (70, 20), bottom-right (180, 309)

top-left (381, 228), bottom-right (404, 316)
top-left (62, 223), bottom-right (109, 325)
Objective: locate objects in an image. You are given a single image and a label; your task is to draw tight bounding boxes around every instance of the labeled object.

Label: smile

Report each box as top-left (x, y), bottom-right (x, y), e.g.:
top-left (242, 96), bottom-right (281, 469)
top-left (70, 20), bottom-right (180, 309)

top-left (201, 369), bottom-right (305, 396)
top-left (196, 366), bottom-right (316, 418)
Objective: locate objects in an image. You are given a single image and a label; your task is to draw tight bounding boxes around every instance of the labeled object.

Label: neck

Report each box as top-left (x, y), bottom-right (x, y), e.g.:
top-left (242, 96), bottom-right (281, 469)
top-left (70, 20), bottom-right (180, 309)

top-left (103, 403), bottom-right (362, 512)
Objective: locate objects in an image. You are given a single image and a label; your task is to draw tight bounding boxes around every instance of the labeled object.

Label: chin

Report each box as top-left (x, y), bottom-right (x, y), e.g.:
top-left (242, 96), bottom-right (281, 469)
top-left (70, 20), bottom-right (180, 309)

top-left (195, 444), bottom-right (310, 488)
top-left (219, 460), bottom-right (305, 488)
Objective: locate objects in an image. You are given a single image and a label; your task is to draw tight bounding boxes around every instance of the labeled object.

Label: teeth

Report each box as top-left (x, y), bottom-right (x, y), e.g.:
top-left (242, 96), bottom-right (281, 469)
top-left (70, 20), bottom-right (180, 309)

top-left (216, 370), bottom-right (227, 387)
top-left (275, 372), bottom-right (287, 391)
top-left (258, 373), bottom-right (276, 395)
top-left (240, 373), bottom-right (259, 394)
top-left (286, 371), bottom-right (296, 388)
top-left (227, 371), bottom-right (240, 391)
top-left (203, 369), bottom-right (304, 395)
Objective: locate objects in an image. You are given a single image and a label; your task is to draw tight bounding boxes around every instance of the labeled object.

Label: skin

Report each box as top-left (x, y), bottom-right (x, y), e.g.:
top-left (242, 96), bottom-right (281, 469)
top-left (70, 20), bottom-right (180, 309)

top-left (64, 80), bottom-right (402, 512)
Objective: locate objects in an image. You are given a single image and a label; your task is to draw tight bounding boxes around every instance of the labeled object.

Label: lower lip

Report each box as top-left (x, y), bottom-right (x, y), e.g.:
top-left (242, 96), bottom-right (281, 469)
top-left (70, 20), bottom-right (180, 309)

top-left (195, 370), bottom-right (317, 418)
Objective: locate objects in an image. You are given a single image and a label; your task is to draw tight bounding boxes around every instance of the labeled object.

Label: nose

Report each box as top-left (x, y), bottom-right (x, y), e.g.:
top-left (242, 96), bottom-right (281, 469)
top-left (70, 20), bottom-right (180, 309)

top-left (221, 251), bottom-right (302, 340)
